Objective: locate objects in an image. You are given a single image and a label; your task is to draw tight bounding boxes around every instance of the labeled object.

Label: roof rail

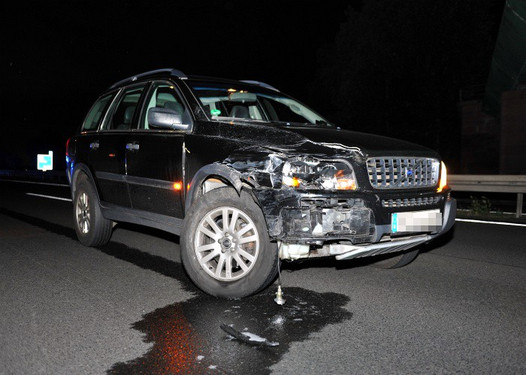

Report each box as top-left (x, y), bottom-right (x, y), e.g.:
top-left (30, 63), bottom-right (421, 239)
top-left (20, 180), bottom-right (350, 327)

top-left (240, 80), bottom-right (279, 92)
top-left (109, 68), bottom-right (186, 89)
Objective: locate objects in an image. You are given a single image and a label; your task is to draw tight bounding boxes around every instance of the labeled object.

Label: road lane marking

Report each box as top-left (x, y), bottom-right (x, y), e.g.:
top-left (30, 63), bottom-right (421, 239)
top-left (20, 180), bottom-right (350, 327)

top-left (0, 179), bottom-right (69, 187)
top-left (26, 193), bottom-right (72, 202)
top-left (18, 188), bottom-right (526, 227)
top-left (455, 218), bottom-right (526, 228)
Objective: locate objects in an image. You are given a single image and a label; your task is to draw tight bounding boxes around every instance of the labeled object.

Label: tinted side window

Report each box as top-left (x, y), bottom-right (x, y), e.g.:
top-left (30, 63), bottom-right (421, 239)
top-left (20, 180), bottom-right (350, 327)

top-left (81, 93), bottom-right (115, 131)
top-left (103, 85), bottom-right (145, 131)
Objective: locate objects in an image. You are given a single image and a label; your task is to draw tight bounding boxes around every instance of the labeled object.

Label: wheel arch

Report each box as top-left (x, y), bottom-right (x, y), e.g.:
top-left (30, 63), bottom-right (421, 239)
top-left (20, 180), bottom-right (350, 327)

top-left (70, 164), bottom-right (100, 201)
top-left (185, 163), bottom-right (257, 214)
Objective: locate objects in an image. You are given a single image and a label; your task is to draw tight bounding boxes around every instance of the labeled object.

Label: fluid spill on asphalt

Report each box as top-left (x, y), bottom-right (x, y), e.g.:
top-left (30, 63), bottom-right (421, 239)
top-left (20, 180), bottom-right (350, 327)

top-left (108, 287), bottom-right (352, 375)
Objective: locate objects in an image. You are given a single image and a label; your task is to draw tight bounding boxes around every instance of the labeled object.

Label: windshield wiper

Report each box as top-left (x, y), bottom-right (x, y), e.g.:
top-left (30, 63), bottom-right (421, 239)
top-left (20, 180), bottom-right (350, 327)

top-left (212, 116), bottom-right (267, 123)
top-left (315, 120), bottom-right (334, 127)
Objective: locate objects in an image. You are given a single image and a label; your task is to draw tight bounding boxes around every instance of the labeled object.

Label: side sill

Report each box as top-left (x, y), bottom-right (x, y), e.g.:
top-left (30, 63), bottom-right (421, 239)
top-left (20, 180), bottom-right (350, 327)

top-left (100, 202), bottom-right (183, 235)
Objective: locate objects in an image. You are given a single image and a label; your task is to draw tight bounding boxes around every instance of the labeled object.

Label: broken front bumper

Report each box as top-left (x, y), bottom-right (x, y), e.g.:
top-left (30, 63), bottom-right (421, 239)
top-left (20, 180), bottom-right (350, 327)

top-left (254, 188), bottom-right (456, 261)
top-left (332, 197), bottom-right (456, 260)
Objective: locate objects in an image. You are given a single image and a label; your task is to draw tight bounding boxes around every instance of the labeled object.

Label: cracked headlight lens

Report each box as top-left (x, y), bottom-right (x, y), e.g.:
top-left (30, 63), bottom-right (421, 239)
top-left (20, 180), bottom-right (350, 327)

top-left (282, 157), bottom-right (358, 190)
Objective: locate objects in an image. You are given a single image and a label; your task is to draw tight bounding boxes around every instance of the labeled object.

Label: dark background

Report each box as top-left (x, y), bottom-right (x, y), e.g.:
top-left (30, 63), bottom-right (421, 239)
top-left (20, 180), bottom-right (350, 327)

top-left (2, 0), bottom-right (505, 172)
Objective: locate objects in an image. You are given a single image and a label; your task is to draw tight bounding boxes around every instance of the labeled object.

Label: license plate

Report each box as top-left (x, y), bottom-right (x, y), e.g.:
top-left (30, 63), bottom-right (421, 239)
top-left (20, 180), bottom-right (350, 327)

top-left (391, 209), bottom-right (442, 233)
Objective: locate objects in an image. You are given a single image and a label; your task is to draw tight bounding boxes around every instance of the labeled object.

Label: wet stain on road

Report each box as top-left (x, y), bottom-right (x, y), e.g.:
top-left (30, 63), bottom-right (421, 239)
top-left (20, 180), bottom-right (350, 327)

top-left (108, 287), bottom-right (352, 375)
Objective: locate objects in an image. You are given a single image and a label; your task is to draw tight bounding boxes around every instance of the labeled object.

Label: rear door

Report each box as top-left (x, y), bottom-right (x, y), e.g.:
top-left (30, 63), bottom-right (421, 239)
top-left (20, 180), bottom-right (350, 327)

top-left (74, 91), bottom-right (117, 186)
top-left (125, 81), bottom-right (191, 218)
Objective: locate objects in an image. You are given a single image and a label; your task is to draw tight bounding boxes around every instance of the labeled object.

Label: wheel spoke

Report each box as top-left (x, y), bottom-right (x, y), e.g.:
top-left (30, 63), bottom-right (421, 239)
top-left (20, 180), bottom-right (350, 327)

top-left (238, 234), bottom-right (258, 245)
top-left (215, 255), bottom-right (226, 278)
top-left (229, 210), bottom-right (239, 232)
top-left (196, 242), bottom-right (219, 252)
top-left (222, 208), bottom-right (229, 231)
top-left (238, 249), bottom-right (255, 263)
top-left (236, 222), bottom-right (254, 237)
top-left (225, 256), bottom-right (232, 279)
top-left (200, 249), bottom-right (220, 264)
top-left (233, 253), bottom-right (249, 271)
top-left (204, 216), bottom-right (222, 237)
top-left (198, 223), bottom-right (220, 240)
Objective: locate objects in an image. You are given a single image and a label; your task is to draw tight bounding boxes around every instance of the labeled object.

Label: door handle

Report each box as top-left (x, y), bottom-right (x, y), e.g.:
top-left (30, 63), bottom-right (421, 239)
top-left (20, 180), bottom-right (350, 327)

top-left (126, 142), bottom-right (140, 151)
top-left (89, 141), bottom-right (99, 150)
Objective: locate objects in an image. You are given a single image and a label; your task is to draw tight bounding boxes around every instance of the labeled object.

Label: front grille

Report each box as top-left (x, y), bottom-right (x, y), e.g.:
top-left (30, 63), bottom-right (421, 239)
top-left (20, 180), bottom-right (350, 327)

top-left (367, 157), bottom-right (440, 189)
top-left (382, 196), bottom-right (442, 208)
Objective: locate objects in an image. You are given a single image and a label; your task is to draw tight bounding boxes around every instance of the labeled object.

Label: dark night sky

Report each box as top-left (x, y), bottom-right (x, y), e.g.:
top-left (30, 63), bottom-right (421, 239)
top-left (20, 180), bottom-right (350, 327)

top-left (2, 0), bottom-right (504, 171)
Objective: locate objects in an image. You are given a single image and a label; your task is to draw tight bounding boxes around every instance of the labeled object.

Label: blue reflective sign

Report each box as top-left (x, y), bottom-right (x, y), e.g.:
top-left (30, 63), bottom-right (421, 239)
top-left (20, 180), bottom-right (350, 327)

top-left (37, 151), bottom-right (53, 171)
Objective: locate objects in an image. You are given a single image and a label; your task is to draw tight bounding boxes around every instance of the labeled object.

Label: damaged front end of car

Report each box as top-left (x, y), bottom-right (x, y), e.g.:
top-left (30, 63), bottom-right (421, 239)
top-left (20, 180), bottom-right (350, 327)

top-left (223, 143), bottom-right (456, 262)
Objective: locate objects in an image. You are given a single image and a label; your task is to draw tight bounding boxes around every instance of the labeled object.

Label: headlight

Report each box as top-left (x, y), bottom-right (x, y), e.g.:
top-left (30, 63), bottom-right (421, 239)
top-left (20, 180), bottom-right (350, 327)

top-left (437, 161), bottom-right (447, 192)
top-left (282, 157), bottom-right (358, 190)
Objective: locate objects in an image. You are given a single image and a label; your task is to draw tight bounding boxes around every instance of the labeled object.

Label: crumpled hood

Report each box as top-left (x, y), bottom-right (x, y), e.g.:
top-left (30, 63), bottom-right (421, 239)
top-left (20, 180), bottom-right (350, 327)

top-left (282, 125), bottom-right (438, 158)
top-left (205, 120), bottom-right (439, 159)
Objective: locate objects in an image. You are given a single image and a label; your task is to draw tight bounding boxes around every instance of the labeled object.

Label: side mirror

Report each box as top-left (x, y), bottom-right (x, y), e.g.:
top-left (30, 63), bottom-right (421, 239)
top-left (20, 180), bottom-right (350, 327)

top-left (147, 107), bottom-right (189, 130)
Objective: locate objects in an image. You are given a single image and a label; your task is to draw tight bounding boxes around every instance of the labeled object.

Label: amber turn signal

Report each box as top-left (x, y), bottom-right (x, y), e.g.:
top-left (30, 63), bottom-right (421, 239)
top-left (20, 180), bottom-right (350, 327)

top-left (173, 182), bottom-right (183, 191)
top-left (437, 162), bottom-right (447, 193)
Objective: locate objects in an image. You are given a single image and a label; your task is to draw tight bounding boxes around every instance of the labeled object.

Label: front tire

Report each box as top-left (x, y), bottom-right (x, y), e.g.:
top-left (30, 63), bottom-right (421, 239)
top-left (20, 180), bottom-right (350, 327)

top-left (73, 176), bottom-right (113, 247)
top-left (181, 187), bottom-right (278, 298)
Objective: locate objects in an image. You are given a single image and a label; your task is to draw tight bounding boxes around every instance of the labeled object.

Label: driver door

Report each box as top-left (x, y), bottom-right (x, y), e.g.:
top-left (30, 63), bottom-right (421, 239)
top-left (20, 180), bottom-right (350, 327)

top-left (125, 81), bottom-right (191, 218)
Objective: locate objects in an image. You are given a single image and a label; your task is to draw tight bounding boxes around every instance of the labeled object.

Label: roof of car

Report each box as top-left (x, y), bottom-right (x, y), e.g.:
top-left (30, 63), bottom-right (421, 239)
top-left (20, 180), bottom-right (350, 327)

top-left (187, 76), bottom-right (279, 91)
top-left (109, 68), bottom-right (186, 89)
top-left (108, 68), bottom-right (279, 92)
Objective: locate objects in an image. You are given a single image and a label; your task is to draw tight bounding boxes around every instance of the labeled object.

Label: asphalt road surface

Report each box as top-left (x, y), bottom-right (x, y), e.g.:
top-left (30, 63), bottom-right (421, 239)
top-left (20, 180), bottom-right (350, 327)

top-left (0, 179), bottom-right (525, 375)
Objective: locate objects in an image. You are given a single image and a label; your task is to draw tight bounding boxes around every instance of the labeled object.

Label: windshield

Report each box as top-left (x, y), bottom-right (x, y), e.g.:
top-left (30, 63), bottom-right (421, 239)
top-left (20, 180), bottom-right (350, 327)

top-left (187, 80), bottom-right (332, 126)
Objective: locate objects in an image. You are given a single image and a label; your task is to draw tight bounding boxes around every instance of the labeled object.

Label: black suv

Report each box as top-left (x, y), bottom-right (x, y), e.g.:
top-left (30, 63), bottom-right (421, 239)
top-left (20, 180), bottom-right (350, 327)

top-left (66, 68), bottom-right (455, 298)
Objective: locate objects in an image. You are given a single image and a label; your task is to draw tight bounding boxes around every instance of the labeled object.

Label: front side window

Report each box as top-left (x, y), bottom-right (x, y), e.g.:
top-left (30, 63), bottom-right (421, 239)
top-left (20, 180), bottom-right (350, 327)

top-left (187, 81), bottom-right (331, 126)
top-left (81, 93), bottom-right (116, 131)
top-left (141, 82), bottom-right (189, 129)
top-left (103, 85), bottom-right (145, 131)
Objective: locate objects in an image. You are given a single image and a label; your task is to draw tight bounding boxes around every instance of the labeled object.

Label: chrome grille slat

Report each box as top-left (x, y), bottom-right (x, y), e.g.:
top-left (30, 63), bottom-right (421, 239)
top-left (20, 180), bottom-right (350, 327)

top-left (381, 196), bottom-right (442, 208)
top-left (367, 157), bottom-right (440, 189)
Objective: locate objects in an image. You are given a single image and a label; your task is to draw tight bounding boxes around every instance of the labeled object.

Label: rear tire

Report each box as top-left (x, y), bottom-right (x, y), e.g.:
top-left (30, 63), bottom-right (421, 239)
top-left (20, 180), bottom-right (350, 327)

top-left (181, 187), bottom-right (278, 298)
top-left (73, 176), bottom-right (112, 247)
top-left (371, 249), bottom-right (420, 269)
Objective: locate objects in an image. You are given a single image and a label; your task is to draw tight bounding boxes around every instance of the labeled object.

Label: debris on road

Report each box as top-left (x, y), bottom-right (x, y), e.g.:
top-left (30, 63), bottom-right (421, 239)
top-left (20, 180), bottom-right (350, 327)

top-left (274, 285), bottom-right (286, 305)
top-left (220, 324), bottom-right (279, 347)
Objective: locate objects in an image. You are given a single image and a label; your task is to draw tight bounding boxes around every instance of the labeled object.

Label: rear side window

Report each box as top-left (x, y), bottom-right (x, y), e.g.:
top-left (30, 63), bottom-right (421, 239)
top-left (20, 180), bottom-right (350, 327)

top-left (81, 93), bottom-right (115, 131)
top-left (103, 85), bottom-right (146, 131)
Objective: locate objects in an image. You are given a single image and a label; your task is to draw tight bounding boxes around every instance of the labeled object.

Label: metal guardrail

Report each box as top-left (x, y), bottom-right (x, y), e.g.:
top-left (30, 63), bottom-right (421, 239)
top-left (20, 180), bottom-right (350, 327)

top-left (449, 175), bottom-right (526, 218)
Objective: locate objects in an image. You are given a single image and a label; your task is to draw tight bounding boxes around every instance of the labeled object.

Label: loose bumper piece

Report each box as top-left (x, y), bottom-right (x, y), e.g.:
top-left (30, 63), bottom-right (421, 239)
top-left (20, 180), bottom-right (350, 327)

top-left (332, 235), bottom-right (431, 261)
